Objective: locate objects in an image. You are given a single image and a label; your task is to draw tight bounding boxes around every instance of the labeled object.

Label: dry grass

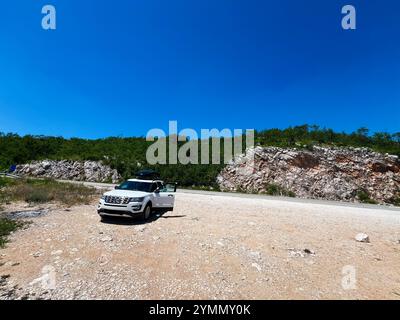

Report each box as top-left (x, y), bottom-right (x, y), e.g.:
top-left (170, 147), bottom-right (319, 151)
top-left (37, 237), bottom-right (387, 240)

top-left (0, 178), bottom-right (100, 207)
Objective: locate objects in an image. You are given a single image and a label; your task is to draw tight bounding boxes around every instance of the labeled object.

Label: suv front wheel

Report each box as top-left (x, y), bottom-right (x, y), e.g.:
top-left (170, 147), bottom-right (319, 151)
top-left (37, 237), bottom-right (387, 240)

top-left (142, 204), bottom-right (152, 221)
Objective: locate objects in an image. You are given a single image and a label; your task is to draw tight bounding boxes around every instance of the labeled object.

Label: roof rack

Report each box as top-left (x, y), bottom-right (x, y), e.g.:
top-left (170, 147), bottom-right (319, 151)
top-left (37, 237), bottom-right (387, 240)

top-left (135, 169), bottom-right (160, 180)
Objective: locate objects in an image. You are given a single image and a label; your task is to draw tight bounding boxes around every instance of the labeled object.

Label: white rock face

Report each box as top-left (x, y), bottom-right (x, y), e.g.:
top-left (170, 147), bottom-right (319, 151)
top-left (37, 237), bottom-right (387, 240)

top-left (217, 146), bottom-right (400, 204)
top-left (355, 233), bottom-right (370, 243)
top-left (15, 160), bottom-right (121, 183)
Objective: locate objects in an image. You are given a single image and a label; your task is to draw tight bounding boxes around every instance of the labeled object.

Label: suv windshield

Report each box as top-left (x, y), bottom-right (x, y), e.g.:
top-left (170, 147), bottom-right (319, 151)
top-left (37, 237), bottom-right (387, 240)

top-left (117, 181), bottom-right (153, 192)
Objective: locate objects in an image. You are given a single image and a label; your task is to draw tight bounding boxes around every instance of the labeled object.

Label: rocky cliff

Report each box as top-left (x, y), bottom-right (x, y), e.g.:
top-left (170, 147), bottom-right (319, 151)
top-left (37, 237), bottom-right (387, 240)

top-left (217, 146), bottom-right (400, 205)
top-left (15, 160), bottom-right (121, 183)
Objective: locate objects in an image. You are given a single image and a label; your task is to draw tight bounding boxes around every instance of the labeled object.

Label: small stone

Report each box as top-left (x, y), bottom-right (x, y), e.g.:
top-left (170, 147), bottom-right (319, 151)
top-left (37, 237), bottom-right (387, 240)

top-left (251, 263), bottom-right (262, 272)
top-left (289, 249), bottom-right (305, 258)
top-left (355, 233), bottom-right (370, 243)
top-left (100, 236), bottom-right (113, 242)
top-left (4, 261), bottom-right (20, 267)
top-left (249, 251), bottom-right (262, 260)
top-left (51, 250), bottom-right (63, 256)
top-left (135, 225), bottom-right (146, 233)
top-left (303, 249), bottom-right (315, 255)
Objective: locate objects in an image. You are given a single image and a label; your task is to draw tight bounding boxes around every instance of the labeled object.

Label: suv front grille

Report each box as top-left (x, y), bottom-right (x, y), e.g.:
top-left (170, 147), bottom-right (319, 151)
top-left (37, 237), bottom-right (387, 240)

top-left (104, 196), bottom-right (130, 205)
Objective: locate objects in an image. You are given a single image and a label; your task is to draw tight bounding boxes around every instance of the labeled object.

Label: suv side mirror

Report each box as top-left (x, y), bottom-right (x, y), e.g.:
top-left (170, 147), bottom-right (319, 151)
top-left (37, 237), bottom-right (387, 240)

top-left (115, 186), bottom-right (119, 190)
top-left (154, 187), bottom-right (160, 193)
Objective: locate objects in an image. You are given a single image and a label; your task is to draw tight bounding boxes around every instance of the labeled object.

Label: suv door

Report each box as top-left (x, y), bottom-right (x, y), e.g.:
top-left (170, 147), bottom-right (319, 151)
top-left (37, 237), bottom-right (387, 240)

top-left (150, 182), bottom-right (162, 207)
top-left (158, 183), bottom-right (177, 209)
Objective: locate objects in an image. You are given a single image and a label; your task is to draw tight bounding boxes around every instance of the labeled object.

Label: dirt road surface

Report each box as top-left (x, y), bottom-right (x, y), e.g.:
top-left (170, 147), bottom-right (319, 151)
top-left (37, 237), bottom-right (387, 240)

top-left (1, 192), bottom-right (400, 300)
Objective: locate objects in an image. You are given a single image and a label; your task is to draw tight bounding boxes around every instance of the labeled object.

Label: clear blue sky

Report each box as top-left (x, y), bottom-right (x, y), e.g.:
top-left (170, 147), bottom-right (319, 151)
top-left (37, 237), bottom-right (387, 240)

top-left (0, 0), bottom-right (399, 138)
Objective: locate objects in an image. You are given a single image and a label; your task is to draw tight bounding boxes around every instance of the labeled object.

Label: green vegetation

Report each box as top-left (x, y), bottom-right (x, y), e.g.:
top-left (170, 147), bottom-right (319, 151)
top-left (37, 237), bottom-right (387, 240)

top-left (255, 126), bottom-right (400, 156)
top-left (184, 184), bottom-right (221, 192)
top-left (0, 177), bottom-right (15, 188)
top-left (0, 178), bottom-right (100, 207)
top-left (264, 183), bottom-right (296, 197)
top-left (390, 195), bottom-right (400, 207)
top-left (0, 178), bottom-right (14, 210)
top-left (0, 218), bottom-right (24, 248)
top-left (0, 125), bottom-right (399, 187)
top-left (356, 190), bottom-right (378, 205)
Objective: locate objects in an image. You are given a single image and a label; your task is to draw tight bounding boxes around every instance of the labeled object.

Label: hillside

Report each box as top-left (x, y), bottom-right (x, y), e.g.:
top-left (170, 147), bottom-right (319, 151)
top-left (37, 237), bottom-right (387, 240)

top-left (1, 125), bottom-right (400, 188)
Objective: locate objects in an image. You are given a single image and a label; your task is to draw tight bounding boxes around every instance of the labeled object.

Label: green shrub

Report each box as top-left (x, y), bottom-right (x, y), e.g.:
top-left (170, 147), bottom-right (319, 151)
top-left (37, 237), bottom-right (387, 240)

top-left (264, 183), bottom-right (296, 197)
top-left (24, 188), bottom-right (54, 203)
top-left (390, 196), bottom-right (400, 207)
top-left (357, 190), bottom-right (378, 204)
top-left (0, 218), bottom-right (24, 248)
top-left (287, 190), bottom-right (296, 198)
top-left (265, 184), bottom-right (279, 195)
top-left (0, 177), bottom-right (14, 188)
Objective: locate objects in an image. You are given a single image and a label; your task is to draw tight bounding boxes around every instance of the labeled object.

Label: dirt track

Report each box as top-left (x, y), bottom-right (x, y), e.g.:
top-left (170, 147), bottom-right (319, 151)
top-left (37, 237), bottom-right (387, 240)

top-left (1, 192), bottom-right (400, 300)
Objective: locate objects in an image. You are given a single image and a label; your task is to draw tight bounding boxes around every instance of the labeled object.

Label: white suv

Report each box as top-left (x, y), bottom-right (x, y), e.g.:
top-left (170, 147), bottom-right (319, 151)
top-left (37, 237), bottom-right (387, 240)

top-left (97, 179), bottom-right (176, 221)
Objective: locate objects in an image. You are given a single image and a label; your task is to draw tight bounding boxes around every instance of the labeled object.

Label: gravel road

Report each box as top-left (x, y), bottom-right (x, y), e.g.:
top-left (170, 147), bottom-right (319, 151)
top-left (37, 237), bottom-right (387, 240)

top-left (1, 191), bottom-right (400, 300)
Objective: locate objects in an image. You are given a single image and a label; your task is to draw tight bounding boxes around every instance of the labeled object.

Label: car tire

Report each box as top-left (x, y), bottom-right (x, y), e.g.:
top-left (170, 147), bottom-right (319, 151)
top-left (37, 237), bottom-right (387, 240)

top-left (100, 215), bottom-right (109, 222)
top-left (142, 204), bottom-right (152, 221)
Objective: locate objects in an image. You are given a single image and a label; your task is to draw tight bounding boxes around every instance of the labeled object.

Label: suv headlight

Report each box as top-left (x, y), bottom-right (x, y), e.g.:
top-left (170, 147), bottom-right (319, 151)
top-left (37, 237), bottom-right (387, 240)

top-left (129, 197), bottom-right (144, 203)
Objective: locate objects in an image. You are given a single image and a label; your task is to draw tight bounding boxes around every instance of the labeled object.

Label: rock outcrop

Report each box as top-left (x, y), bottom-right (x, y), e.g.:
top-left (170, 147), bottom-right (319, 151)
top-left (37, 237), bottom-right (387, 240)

top-left (15, 160), bottom-right (120, 183)
top-left (217, 146), bottom-right (400, 204)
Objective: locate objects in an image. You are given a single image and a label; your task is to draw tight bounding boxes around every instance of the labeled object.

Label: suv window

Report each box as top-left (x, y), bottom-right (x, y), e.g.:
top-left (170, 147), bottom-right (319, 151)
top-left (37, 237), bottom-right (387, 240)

top-left (156, 182), bottom-right (163, 189)
top-left (150, 183), bottom-right (158, 192)
top-left (117, 181), bottom-right (153, 192)
top-left (159, 183), bottom-right (176, 193)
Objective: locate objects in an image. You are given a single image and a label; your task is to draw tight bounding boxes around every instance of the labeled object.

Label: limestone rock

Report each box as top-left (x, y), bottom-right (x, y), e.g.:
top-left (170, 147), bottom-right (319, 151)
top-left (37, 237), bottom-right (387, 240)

top-left (355, 233), bottom-right (370, 243)
top-left (15, 160), bottom-right (121, 183)
top-left (217, 146), bottom-right (400, 205)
